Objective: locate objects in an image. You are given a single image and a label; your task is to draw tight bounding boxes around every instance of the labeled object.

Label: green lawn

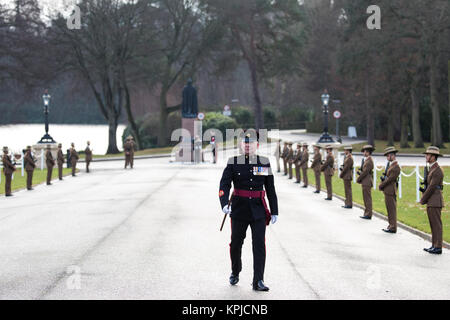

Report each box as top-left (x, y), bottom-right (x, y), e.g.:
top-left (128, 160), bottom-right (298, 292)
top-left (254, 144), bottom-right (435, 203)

top-left (1, 168), bottom-right (74, 195)
top-left (299, 167), bottom-right (450, 242)
top-left (349, 140), bottom-right (450, 155)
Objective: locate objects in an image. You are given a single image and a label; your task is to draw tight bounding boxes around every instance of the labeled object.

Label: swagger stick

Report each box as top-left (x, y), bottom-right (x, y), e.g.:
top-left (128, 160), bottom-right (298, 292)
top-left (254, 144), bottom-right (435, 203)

top-left (220, 199), bottom-right (232, 232)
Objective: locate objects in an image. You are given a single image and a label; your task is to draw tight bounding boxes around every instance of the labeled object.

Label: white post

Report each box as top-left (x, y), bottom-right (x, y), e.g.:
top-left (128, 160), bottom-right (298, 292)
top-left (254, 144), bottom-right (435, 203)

top-left (21, 151), bottom-right (24, 177)
top-left (399, 174), bottom-right (402, 199)
top-left (337, 152), bottom-right (341, 174)
top-left (416, 165), bottom-right (420, 203)
top-left (41, 149), bottom-right (44, 170)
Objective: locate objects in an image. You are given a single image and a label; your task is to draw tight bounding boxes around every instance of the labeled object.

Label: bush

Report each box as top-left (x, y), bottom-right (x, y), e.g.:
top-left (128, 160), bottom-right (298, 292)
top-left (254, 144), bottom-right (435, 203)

top-left (203, 112), bottom-right (238, 137)
top-left (263, 106), bottom-right (278, 129)
top-left (231, 106), bottom-right (254, 127)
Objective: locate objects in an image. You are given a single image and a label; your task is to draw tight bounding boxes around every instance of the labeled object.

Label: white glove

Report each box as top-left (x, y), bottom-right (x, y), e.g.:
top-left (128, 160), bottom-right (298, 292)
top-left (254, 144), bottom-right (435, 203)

top-left (222, 205), bottom-right (232, 215)
top-left (271, 215), bottom-right (278, 224)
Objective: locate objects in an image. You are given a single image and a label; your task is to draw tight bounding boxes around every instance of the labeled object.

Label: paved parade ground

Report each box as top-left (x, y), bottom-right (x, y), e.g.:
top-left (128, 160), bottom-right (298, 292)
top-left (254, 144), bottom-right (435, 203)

top-left (0, 146), bottom-right (449, 300)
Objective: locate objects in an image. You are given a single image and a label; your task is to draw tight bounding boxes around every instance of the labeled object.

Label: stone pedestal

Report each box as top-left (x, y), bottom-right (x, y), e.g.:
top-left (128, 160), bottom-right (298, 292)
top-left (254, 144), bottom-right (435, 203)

top-left (32, 143), bottom-right (58, 169)
top-left (176, 118), bottom-right (202, 162)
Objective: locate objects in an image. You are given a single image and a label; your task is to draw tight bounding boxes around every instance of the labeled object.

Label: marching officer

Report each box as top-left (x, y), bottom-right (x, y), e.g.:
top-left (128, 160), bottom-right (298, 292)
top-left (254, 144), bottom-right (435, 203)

top-left (2, 146), bottom-right (16, 197)
top-left (45, 145), bottom-right (55, 185)
top-left (287, 142), bottom-right (294, 179)
top-left (311, 144), bottom-right (322, 193)
top-left (281, 142), bottom-right (288, 175)
top-left (300, 143), bottom-right (309, 188)
top-left (24, 146), bottom-right (36, 190)
top-left (219, 130), bottom-right (278, 291)
top-left (85, 141), bottom-right (93, 173)
top-left (378, 147), bottom-right (400, 233)
top-left (294, 143), bottom-right (302, 184)
top-left (274, 140), bottom-right (281, 173)
top-left (57, 143), bottom-right (64, 180)
top-left (70, 143), bottom-right (79, 176)
top-left (357, 145), bottom-right (375, 219)
top-left (339, 146), bottom-right (353, 208)
top-left (420, 146), bottom-right (445, 254)
top-left (321, 145), bottom-right (335, 200)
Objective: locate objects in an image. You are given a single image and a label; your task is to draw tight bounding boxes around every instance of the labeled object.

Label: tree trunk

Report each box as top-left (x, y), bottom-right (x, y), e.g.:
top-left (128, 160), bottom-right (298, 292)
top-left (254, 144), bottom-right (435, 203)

top-left (365, 75), bottom-right (375, 146)
top-left (429, 52), bottom-right (443, 147)
top-left (106, 110), bottom-right (119, 154)
top-left (158, 87), bottom-right (169, 147)
top-left (247, 60), bottom-right (264, 130)
top-left (123, 83), bottom-right (142, 150)
top-left (411, 82), bottom-right (424, 148)
top-left (400, 110), bottom-right (410, 148)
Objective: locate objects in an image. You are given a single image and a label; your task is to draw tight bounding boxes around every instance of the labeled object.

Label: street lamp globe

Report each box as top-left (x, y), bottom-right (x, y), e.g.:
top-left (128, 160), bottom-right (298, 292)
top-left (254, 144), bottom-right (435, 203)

top-left (321, 91), bottom-right (330, 107)
top-left (43, 91), bottom-right (51, 108)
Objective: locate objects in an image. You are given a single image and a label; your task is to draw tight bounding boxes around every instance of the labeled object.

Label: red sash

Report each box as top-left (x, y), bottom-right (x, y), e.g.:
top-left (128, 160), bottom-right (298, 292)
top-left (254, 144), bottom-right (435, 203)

top-left (233, 189), bottom-right (271, 225)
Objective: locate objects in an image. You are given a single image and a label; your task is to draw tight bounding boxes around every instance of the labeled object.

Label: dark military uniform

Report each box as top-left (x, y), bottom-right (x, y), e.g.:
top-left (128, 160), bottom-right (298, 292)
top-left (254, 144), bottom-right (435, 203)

top-left (379, 159), bottom-right (400, 232)
top-left (357, 155), bottom-right (374, 218)
top-left (219, 154), bottom-right (278, 286)
top-left (300, 144), bottom-right (309, 187)
top-left (2, 149), bottom-right (15, 196)
top-left (281, 143), bottom-right (288, 175)
top-left (420, 147), bottom-right (445, 253)
top-left (340, 150), bottom-right (354, 208)
top-left (57, 145), bottom-right (64, 180)
top-left (46, 148), bottom-right (56, 185)
top-left (85, 144), bottom-right (93, 173)
top-left (287, 144), bottom-right (294, 179)
top-left (310, 146), bottom-right (322, 193)
top-left (294, 145), bottom-right (302, 183)
top-left (24, 148), bottom-right (36, 190)
top-left (321, 149), bottom-right (335, 199)
top-left (70, 146), bottom-right (79, 176)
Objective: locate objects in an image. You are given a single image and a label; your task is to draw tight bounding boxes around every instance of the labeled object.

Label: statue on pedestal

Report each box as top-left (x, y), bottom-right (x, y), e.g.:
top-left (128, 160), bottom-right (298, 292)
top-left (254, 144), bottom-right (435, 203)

top-left (182, 79), bottom-right (198, 119)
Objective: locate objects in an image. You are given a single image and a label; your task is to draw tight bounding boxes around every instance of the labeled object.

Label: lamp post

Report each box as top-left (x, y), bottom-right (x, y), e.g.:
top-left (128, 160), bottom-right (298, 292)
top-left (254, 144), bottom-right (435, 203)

top-left (318, 89), bottom-right (334, 143)
top-left (38, 89), bottom-right (56, 144)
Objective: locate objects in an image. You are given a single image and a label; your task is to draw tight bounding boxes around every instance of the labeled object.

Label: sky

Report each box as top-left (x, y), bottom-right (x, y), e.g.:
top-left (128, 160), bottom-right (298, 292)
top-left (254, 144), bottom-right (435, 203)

top-left (0, 0), bottom-right (75, 18)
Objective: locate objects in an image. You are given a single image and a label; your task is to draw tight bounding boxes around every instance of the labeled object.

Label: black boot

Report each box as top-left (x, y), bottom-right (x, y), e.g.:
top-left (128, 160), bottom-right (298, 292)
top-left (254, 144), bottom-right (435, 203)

top-left (229, 274), bottom-right (239, 285)
top-left (252, 280), bottom-right (269, 291)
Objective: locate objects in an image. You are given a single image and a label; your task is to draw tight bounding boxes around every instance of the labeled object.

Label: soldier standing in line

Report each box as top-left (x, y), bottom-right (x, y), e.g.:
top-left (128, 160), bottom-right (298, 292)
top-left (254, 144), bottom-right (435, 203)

top-left (379, 147), bottom-right (400, 233)
top-left (420, 146), bottom-right (445, 255)
top-left (2, 146), bottom-right (16, 197)
top-left (339, 146), bottom-right (354, 209)
top-left (45, 145), bottom-right (55, 185)
top-left (24, 146), bottom-right (36, 190)
top-left (85, 141), bottom-right (93, 173)
top-left (281, 142), bottom-right (288, 176)
top-left (321, 145), bottom-right (334, 200)
top-left (357, 145), bottom-right (375, 220)
top-left (219, 130), bottom-right (278, 291)
top-left (124, 136), bottom-right (133, 169)
top-left (294, 143), bottom-right (302, 184)
top-left (70, 143), bottom-right (79, 176)
top-left (311, 144), bottom-right (322, 194)
top-left (57, 143), bottom-right (64, 180)
top-left (287, 142), bottom-right (294, 179)
top-left (300, 143), bottom-right (309, 188)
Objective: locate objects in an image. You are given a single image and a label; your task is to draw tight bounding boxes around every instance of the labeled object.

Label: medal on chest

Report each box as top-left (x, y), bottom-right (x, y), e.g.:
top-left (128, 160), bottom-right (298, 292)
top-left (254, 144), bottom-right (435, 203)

top-left (253, 166), bottom-right (269, 176)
